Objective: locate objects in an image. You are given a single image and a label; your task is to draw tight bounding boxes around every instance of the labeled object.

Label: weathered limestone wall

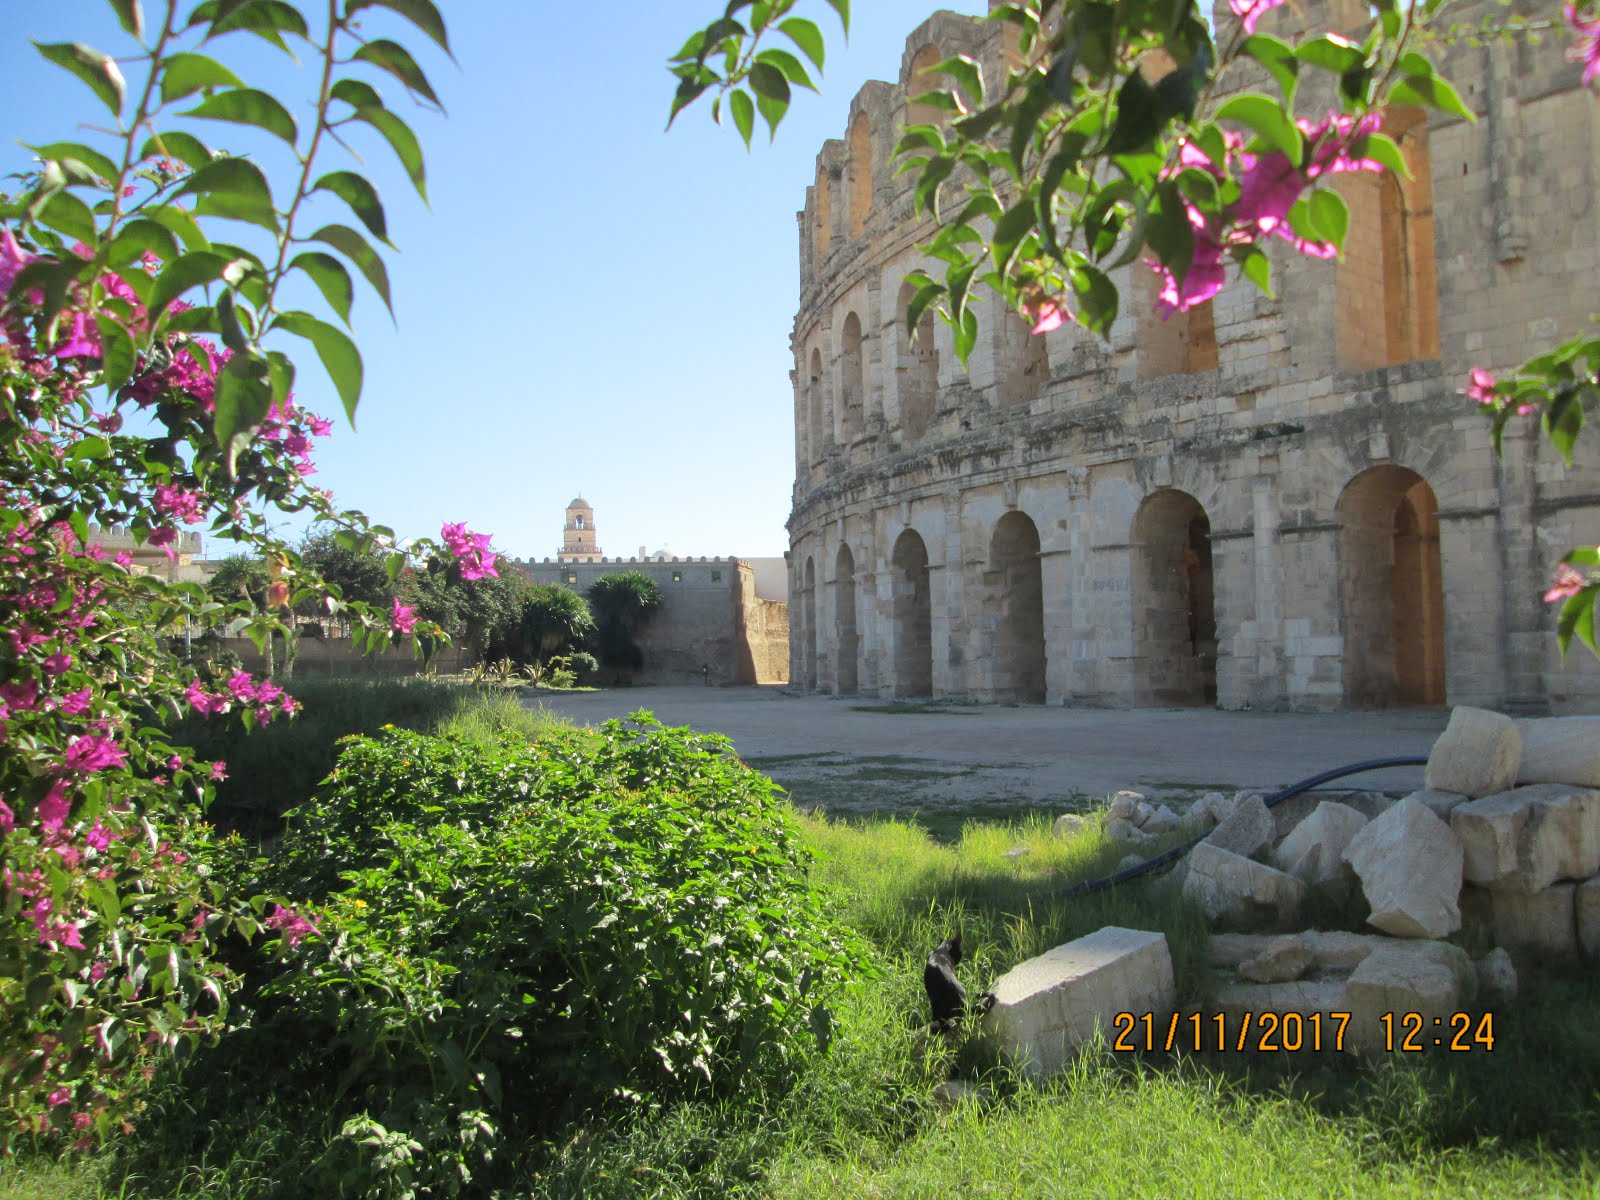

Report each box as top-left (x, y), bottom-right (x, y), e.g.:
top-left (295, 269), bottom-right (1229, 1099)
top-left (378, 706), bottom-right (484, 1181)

top-left (788, 3), bottom-right (1600, 713)
top-left (517, 557), bottom-right (786, 687)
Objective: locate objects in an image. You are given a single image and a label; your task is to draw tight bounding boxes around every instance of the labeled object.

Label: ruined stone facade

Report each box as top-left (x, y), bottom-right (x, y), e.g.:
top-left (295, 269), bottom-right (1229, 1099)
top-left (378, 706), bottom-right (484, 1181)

top-left (788, 2), bottom-right (1600, 713)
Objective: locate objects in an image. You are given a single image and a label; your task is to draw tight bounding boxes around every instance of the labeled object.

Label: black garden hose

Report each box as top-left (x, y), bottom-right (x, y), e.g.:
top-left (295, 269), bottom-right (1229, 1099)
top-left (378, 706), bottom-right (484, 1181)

top-left (1054, 755), bottom-right (1429, 897)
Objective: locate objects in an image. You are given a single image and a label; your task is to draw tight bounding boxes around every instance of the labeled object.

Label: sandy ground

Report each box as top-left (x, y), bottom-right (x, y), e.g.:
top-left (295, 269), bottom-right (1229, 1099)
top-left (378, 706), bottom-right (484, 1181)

top-left (525, 686), bottom-right (1445, 831)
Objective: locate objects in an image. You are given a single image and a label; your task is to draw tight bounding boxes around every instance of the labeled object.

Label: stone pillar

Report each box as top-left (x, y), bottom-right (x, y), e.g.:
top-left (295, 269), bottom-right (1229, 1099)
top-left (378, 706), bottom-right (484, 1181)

top-left (1495, 425), bottom-right (1548, 713)
top-left (1250, 477), bottom-right (1285, 707)
top-left (937, 490), bottom-right (966, 697)
top-left (1065, 467), bottom-right (1095, 701)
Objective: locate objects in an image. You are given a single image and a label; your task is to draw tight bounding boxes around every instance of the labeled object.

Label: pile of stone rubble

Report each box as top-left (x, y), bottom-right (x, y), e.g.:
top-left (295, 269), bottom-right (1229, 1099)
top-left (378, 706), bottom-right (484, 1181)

top-left (979, 708), bottom-right (1600, 1073)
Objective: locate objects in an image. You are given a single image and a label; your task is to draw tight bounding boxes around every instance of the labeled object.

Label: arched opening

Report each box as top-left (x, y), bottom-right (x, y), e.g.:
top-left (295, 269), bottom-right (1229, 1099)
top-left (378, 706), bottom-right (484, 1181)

top-left (997, 307), bottom-right (1048, 409)
top-left (814, 165), bottom-right (831, 261)
top-left (1338, 466), bottom-right (1446, 707)
top-left (840, 312), bottom-right (865, 441)
top-left (1336, 108), bottom-right (1438, 371)
top-left (897, 280), bottom-right (938, 441)
top-left (984, 512), bottom-right (1046, 703)
top-left (1132, 490), bottom-right (1217, 706)
top-left (906, 44), bottom-right (944, 126)
top-left (892, 529), bottom-right (933, 697)
top-left (848, 112), bottom-right (872, 237)
top-left (807, 347), bottom-right (826, 464)
top-left (834, 543), bottom-right (859, 694)
top-left (803, 555), bottom-right (818, 691)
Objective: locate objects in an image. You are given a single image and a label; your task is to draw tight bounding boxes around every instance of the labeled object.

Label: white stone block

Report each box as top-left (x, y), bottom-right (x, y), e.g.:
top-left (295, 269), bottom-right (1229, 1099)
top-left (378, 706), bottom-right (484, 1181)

top-left (1343, 797), bottom-right (1463, 939)
top-left (1474, 948), bottom-right (1517, 1001)
top-left (1239, 934), bottom-right (1315, 983)
top-left (1404, 787), bottom-right (1470, 820)
top-left (1424, 706), bottom-right (1522, 798)
top-left (1183, 842), bottom-right (1305, 929)
top-left (1207, 980), bottom-right (1349, 1027)
top-left (1270, 802), bottom-right (1369, 891)
top-left (1516, 717), bottom-right (1600, 787)
top-left (1344, 941), bottom-right (1477, 1057)
top-left (1451, 784), bottom-right (1600, 891)
top-left (981, 927), bottom-right (1175, 1078)
top-left (1205, 794), bottom-right (1276, 860)
top-left (1473, 883), bottom-right (1579, 959)
top-left (1053, 813), bottom-right (1087, 839)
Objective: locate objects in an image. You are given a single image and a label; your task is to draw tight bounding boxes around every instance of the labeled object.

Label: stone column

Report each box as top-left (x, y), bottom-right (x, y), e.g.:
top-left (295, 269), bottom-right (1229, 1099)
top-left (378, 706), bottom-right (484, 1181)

top-left (937, 490), bottom-right (966, 698)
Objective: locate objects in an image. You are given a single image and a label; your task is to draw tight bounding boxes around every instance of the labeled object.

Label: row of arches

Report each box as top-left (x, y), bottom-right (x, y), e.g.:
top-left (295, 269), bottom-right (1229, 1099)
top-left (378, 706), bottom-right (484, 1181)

top-left (795, 465), bottom-right (1446, 709)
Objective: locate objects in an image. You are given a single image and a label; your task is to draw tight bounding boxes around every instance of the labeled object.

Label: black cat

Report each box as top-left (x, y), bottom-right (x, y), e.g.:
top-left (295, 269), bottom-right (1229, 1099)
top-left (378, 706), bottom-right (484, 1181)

top-left (923, 933), bottom-right (967, 1028)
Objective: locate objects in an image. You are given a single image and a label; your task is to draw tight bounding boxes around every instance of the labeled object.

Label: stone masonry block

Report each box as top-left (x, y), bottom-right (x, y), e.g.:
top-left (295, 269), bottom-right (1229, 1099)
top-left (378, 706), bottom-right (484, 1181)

top-left (1425, 706), bottom-right (1523, 798)
top-left (1451, 784), bottom-right (1600, 892)
top-left (981, 927), bottom-right (1175, 1078)
top-left (1344, 797), bottom-right (1463, 939)
top-left (1516, 717), bottom-right (1600, 788)
top-left (1345, 941), bottom-right (1477, 1057)
top-left (1270, 801), bottom-right (1369, 891)
top-left (1183, 842), bottom-right (1305, 930)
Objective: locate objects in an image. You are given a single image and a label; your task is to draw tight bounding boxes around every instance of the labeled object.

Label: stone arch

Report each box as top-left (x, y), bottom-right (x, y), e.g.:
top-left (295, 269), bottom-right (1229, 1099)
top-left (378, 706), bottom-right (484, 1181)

top-left (814, 165), bottom-right (831, 261)
top-left (803, 555), bottom-right (818, 690)
top-left (1338, 466), bottom-right (1446, 707)
top-left (1336, 108), bottom-right (1438, 371)
top-left (840, 312), bottom-right (865, 441)
top-left (896, 279), bottom-right (938, 441)
top-left (834, 542), bottom-right (859, 694)
top-left (848, 111), bottom-right (872, 237)
top-left (984, 512), bottom-right (1046, 703)
top-left (807, 347), bottom-right (826, 464)
top-left (1131, 489), bottom-right (1217, 706)
top-left (906, 44), bottom-right (943, 126)
top-left (891, 528), bottom-right (933, 697)
top-left (998, 307), bottom-right (1049, 409)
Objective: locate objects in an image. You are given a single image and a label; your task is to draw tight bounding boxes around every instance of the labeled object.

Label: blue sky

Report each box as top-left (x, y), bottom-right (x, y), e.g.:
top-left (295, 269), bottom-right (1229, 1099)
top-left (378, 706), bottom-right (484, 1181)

top-left (1, 2), bottom-right (987, 562)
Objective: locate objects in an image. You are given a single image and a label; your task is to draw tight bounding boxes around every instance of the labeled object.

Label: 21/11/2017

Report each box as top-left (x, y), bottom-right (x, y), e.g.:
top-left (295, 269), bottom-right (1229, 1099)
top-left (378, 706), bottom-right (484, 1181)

top-left (1112, 1011), bottom-right (1351, 1053)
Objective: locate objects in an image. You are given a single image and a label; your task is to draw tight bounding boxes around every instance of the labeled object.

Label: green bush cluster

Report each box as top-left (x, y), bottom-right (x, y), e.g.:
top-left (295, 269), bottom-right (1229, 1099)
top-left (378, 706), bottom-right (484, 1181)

top-left (229, 713), bottom-right (862, 1196)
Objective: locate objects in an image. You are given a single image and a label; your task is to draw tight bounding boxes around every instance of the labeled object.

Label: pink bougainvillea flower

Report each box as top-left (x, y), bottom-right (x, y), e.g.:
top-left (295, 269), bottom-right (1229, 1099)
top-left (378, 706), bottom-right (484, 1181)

top-left (308, 415), bottom-right (333, 437)
top-left (62, 734), bottom-right (127, 773)
top-left (0, 679), bottom-right (38, 710)
top-left (0, 226), bottom-right (34, 295)
top-left (153, 483), bottom-right (205, 525)
top-left (184, 680), bottom-right (227, 716)
top-left (1229, 0), bottom-right (1285, 33)
top-left (1566, 4), bottom-right (1600, 84)
top-left (265, 904), bottom-right (319, 947)
top-left (1546, 563), bottom-right (1589, 603)
top-left (390, 597), bottom-right (418, 635)
top-left (84, 821), bottom-right (112, 851)
top-left (226, 670), bottom-right (257, 702)
top-left (441, 521), bottom-right (498, 580)
top-left (37, 780), bottom-right (71, 832)
top-left (43, 652), bottom-right (71, 677)
top-left (146, 525), bottom-right (178, 562)
top-left (208, 761), bottom-right (228, 781)
top-left (1462, 367), bottom-right (1499, 406)
top-left (1029, 301), bottom-right (1068, 335)
top-left (1150, 203), bottom-right (1228, 317)
top-left (46, 1087), bottom-right (71, 1108)
top-left (53, 311), bottom-right (102, 360)
top-left (0, 798), bottom-right (13, 836)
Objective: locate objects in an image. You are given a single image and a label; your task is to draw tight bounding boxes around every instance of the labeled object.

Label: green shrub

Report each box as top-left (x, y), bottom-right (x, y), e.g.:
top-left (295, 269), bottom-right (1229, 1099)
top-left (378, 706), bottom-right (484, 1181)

top-left (241, 713), bottom-right (864, 1195)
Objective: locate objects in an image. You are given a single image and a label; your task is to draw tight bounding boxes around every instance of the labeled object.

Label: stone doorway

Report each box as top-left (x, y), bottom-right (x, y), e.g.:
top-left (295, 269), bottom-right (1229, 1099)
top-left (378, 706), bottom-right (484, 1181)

top-left (1132, 489), bottom-right (1218, 706)
top-left (835, 543), bottom-right (859, 694)
top-left (891, 529), bottom-right (933, 697)
top-left (986, 512), bottom-right (1046, 703)
top-left (1339, 466), bottom-right (1446, 707)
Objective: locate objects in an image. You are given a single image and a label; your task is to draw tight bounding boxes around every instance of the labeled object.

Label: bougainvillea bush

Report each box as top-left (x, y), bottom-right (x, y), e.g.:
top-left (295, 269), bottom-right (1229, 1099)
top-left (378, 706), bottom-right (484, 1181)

top-left (223, 714), bottom-right (864, 1195)
top-left (0, 0), bottom-right (479, 1150)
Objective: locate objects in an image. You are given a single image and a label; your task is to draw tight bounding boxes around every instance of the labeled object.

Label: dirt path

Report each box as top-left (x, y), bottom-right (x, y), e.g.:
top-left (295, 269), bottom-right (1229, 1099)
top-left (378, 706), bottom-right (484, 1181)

top-left (526, 686), bottom-right (1444, 837)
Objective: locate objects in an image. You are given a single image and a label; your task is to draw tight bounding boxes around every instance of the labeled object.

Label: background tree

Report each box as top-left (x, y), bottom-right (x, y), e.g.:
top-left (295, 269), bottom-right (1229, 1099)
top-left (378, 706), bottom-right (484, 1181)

top-left (588, 571), bottom-right (663, 670)
top-left (297, 529), bottom-right (393, 631)
top-left (520, 582), bottom-right (595, 667)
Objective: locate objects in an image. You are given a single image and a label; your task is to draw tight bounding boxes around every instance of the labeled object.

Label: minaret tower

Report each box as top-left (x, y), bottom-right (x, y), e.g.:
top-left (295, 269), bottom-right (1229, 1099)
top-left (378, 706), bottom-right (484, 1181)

top-left (557, 497), bottom-right (601, 562)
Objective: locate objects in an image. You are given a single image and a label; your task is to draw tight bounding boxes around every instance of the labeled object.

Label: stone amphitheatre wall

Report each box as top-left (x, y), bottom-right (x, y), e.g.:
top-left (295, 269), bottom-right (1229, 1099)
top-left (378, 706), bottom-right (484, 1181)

top-left (788, 0), bottom-right (1600, 713)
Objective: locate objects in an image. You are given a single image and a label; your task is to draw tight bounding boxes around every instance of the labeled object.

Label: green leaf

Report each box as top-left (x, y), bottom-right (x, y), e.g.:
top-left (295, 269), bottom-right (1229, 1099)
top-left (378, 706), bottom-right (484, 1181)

top-left (308, 223), bottom-right (392, 316)
top-left (271, 310), bottom-right (364, 423)
top-left (139, 130), bottom-right (216, 171)
top-left (28, 141), bottom-right (121, 184)
top-left (108, 0), bottom-right (145, 39)
top-left (176, 157), bottom-right (279, 232)
top-left (1214, 93), bottom-right (1302, 161)
top-left (347, 0), bottom-right (452, 56)
top-left (1296, 34), bottom-right (1365, 74)
top-left (289, 252), bottom-right (354, 324)
top-left (160, 51), bottom-right (244, 102)
top-left (182, 88), bottom-right (298, 145)
top-left (96, 315), bottom-right (136, 391)
top-left (353, 39), bottom-right (442, 108)
top-left (756, 48), bottom-right (816, 92)
top-left (748, 61), bottom-right (791, 106)
top-left (779, 17), bottom-right (824, 71)
top-left (348, 104), bottom-right (427, 201)
top-left (35, 42), bottom-right (124, 119)
top-left (1072, 264), bottom-right (1118, 337)
top-left (729, 89), bottom-right (755, 149)
top-left (194, 0), bottom-right (309, 51)
top-left (1556, 588), bottom-right (1599, 657)
top-left (1358, 131), bottom-right (1410, 178)
top-left (1235, 243), bottom-right (1274, 297)
top-left (823, 0), bottom-right (849, 34)
top-left (213, 351), bottom-right (275, 473)
top-left (143, 203), bottom-right (211, 252)
top-left (330, 78), bottom-right (383, 110)
top-left (312, 172), bottom-right (389, 244)
top-left (1105, 71), bottom-right (1164, 157)
top-left (112, 217), bottom-right (180, 267)
top-left (935, 55), bottom-right (985, 106)
top-left (38, 191), bottom-right (98, 244)
top-left (1241, 33), bottom-right (1297, 104)
top-left (1308, 188), bottom-right (1349, 251)
top-left (150, 249), bottom-right (231, 316)
top-left (990, 200), bottom-right (1037, 274)
top-left (1388, 73), bottom-right (1475, 122)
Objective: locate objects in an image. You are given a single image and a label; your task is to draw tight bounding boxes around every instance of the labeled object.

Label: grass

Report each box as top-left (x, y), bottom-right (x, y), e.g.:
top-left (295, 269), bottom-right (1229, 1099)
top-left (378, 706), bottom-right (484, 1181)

top-left (9, 723), bottom-right (1600, 1198)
